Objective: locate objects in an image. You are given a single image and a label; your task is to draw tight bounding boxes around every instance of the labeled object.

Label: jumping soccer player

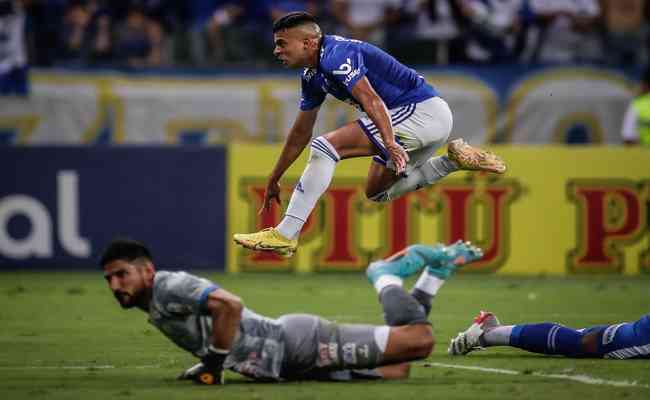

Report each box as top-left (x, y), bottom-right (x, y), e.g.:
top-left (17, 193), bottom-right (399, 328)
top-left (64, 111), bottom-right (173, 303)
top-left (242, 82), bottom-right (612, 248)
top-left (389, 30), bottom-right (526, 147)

top-left (233, 12), bottom-right (506, 258)
top-left (448, 311), bottom-right (650, 359)
top-left (101, 238), bottom-right (483, 384)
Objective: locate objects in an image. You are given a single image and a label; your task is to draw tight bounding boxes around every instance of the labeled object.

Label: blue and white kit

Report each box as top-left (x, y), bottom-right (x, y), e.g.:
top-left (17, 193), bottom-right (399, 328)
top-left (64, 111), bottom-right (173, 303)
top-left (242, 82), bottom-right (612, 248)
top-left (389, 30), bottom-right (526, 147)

top-left (581, 314), bottom-right (650, 359)
top-left (300, 35), bottom-right (453, 174)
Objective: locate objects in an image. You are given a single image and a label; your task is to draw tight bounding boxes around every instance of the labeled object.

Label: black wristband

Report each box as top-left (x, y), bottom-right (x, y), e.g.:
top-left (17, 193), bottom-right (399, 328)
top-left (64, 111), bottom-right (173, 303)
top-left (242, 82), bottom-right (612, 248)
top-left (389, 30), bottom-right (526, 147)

top-left (202, 346), bottom-right (229, 370)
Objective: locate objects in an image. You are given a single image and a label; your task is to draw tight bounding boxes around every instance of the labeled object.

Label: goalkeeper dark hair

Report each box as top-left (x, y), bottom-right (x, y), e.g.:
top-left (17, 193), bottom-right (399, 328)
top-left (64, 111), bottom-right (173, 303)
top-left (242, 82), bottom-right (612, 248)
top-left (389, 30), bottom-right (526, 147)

top-left (272, 11), bottom-right (319, 33)
top-left (100, 238), bottom-right (152, 267)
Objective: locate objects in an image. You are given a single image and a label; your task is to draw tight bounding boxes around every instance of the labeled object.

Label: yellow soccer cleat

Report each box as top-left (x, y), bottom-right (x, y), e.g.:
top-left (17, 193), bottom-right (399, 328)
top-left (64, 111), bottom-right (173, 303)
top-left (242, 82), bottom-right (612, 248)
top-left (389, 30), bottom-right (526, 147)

top-left (233, 228), bottom-right (298, 258)
top-left (447, 138), bottom-right (506, 174)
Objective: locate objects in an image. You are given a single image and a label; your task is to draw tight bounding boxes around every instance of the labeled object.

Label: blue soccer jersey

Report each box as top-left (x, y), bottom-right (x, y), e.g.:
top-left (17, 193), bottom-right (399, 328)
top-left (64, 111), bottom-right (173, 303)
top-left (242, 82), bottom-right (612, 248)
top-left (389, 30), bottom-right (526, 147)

top-left (300, 35), bottom-right (438, 111)
top-left (594, 313), bottom-right (650, 359)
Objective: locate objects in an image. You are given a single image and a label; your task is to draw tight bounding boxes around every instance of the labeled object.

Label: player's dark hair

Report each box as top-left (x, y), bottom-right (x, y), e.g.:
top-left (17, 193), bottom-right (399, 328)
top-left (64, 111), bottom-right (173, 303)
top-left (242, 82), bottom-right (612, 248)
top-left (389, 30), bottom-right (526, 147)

top-left (99, 238), bottom-right (152, 268)
top-left (272, 11), bottom-right (319, 33)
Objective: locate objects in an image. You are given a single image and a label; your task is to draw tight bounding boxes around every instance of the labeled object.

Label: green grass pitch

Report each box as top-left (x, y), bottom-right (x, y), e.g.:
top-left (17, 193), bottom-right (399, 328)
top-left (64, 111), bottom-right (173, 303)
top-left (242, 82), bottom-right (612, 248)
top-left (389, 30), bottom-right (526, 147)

top-left (1, 271), bottom-right (649, 399)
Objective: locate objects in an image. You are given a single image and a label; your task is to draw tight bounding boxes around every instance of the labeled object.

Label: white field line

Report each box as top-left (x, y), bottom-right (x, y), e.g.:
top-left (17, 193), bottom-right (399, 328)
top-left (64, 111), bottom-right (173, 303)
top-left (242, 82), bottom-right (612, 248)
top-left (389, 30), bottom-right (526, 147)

top-left (423, 362), bottom-right (650, 389)
top-left (2, 362), bottom-right (648, 390)
top-left (0, 365), bottom-right (160, 370)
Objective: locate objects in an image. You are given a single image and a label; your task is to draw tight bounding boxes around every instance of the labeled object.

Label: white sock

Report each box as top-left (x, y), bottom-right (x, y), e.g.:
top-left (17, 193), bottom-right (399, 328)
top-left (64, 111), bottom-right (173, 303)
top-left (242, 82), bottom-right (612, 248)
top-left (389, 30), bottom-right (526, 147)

top-left (276, 215), bottom-right (303, 240)
top-left (276, 137), bottom-right (339, 240)
top-left (481, 325), bottom-right (514, 346)
top-left (373, 275), bottom-right (403, 294)
top-left (382, 155), bottom-right (458, 201)
top-left (413, 269), bottom-right (445, 296)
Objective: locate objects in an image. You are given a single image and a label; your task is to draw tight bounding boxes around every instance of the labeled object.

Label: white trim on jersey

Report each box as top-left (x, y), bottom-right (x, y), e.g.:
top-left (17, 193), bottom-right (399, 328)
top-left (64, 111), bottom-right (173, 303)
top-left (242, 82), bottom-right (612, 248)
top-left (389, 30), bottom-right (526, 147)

top-left (605, 343), bottom-right (650, 359)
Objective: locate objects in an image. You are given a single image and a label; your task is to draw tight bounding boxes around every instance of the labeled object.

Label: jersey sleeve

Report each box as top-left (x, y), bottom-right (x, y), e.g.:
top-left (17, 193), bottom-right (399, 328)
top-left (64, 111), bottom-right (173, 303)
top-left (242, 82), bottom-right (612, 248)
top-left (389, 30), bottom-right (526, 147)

top-left (300, 71), bottom-right (327, 110)
top-left (322, 44), bottom-right (368, 92)
top-left (155, 271), bottom-right (219, 315)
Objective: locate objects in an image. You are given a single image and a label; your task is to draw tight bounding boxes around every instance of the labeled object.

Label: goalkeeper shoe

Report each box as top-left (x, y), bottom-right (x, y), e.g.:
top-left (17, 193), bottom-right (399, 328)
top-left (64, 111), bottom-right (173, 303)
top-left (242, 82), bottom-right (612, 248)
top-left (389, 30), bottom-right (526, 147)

top-left (366, 241), bottom-right (483, 284)
top-left (366, 247), bottom-right (426, 285)
top-left (447, 138), bottom-right (506, 174)
top-left (448, 311), bottom-right (500, 356)
top-left (425, 240), bottom-right (483, 279)
top-left (233, 228), bottom-right (298, 258)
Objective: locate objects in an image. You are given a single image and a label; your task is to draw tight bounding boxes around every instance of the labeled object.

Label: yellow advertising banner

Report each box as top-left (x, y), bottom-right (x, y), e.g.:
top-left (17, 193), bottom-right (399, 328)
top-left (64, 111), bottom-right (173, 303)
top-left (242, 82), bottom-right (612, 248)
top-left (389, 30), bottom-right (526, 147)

top-left (228, 144), bottom-right (649, 275)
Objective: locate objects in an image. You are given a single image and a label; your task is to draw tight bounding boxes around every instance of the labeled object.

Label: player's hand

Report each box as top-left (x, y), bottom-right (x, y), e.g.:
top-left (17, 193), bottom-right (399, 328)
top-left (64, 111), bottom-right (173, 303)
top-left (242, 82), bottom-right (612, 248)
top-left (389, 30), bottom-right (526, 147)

top-left (178, 361), bottom-right (224, 385)
top-left (178, 348), bottom-right (228, 385)
top-left (259, 180), bottom-right (281, 214)
top-left (386, 141), bottom-right (409, 176)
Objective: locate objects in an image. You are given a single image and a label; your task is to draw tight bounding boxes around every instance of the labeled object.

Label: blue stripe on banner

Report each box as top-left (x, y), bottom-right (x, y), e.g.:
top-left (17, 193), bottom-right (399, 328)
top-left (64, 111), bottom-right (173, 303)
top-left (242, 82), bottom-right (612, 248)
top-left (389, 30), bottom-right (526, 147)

top-left (311, 138), bottom-right (339, 162)
top-left (364, 105), bottom-right (409, 131)
top-left (357, 120), bottom-right (389, 160)
top-left (366, 104), bottom-right (416, 135)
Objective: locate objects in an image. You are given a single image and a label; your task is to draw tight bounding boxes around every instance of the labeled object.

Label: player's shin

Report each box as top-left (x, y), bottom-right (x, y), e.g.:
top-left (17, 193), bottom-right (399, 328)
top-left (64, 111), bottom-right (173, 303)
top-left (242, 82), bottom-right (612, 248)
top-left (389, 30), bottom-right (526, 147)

top-left (372, 155), bottom-right (458, 202)
top-left (277, 137), bottom-right (339, 240)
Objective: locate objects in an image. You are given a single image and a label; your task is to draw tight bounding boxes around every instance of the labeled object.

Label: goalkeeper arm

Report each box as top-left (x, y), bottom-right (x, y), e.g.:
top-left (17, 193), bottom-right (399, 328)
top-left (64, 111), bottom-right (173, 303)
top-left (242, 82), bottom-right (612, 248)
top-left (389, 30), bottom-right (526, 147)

top-left (179, 288), bottom-right (244, 385)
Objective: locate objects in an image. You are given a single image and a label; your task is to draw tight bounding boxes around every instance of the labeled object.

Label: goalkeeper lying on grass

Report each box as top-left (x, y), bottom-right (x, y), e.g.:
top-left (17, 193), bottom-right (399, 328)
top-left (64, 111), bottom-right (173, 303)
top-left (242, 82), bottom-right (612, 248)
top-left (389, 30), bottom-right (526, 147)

top-left (100, 238), bottom-right (482, 384)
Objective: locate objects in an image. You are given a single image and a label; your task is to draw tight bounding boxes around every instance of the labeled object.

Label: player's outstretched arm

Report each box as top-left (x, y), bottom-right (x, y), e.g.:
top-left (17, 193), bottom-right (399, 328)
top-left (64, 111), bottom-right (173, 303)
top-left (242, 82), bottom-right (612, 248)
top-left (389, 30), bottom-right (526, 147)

top-left (261, 108), bottom-right (320, 213)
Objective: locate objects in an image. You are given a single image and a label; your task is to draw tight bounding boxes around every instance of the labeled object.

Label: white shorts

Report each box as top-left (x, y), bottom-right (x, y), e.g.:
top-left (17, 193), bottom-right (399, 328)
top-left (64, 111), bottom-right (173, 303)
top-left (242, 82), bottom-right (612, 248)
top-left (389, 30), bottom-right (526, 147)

top-left (357, 96), bottom-right (453, 175)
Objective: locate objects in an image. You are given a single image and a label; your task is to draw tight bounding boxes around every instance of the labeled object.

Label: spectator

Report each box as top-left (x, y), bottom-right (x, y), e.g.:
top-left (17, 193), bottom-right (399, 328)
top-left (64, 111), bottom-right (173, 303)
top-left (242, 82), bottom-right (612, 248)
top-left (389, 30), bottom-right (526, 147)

top-left (60, 0), bottom-right (93, 62)
top-left (525, 0), bottom-right (602, 64)
top-left (599, 0), bottom-right (648, 67)
top-left (138, 0), bottom-right (178, 66)
top-left (0, 0), bottom-right (28, 96)
top-left (86, 10), bottom-right (113, 64)
top-left (330, 0), bottom-right (402, 48)
top-left (455, 0), bottom-right (524, 64)
top-left (186, 0), bottom-right (272, 67)
top-left (114, 4), bottom-right (152, 67)
top-left (621, 66), bottom-right (650, 146)
top-left (269, 0), bottom-right (319, 22)
top-left (387, 0), bottom-right (465, 65)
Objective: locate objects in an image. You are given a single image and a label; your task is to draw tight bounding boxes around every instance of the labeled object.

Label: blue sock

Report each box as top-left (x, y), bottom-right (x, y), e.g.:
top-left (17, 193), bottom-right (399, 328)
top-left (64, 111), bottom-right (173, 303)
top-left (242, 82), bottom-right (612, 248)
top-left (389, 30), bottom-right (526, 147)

top-left (510, 323), bottom-right (584, 357)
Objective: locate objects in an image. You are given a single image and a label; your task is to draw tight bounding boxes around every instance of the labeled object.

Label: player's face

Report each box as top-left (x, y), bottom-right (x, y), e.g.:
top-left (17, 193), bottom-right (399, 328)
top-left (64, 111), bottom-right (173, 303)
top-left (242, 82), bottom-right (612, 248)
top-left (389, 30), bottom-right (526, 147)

top-left (103, 260), bottom-right (150, 309)
top-left (273, 28), bottom-right (315, 68)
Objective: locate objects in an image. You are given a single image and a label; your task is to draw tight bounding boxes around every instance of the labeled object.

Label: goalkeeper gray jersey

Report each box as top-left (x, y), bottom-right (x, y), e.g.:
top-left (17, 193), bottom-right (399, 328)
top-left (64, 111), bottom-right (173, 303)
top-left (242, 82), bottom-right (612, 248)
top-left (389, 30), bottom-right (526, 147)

top-left (147, 271), bottom-right (285, 380)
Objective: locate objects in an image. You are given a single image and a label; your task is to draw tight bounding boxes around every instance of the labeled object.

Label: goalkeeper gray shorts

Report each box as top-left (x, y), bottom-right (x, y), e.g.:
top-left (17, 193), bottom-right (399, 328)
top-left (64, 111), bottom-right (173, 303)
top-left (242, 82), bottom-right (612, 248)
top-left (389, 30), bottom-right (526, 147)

top-left (277, 313), bottom-right (389, 381)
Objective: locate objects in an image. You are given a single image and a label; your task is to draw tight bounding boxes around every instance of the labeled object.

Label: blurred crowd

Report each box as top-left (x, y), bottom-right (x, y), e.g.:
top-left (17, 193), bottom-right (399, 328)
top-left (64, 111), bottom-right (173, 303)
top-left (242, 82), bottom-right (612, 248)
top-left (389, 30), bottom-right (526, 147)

top-left (3, 0), bottom-right (650, 69)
